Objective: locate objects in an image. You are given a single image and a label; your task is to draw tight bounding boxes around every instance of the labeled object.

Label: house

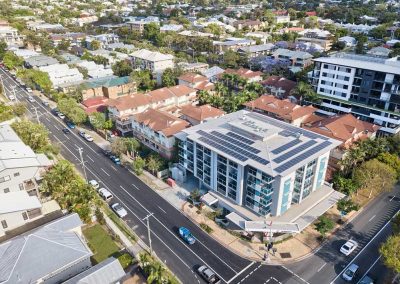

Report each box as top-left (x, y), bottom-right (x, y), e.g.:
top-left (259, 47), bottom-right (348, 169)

top-left (244, 95), bottom-right (316, 126)
top-left (178, 30), bottom-right (214, 38)
top-left (39, 64), bottom-right (84, 88)
top-left (49, 33), bottom-right (86, 47)
top-left (201, 66), bottom-right (225, 82)
top-left (296, 36), bottom-right (332, 51)
top-left (80, 76), bottom-right (136, 100)
top-left (0, 213), bottom-right (93, 283)
top-left (178, 73), bottom-right (215, 91)
top-left (275, 15), bottom-right (291, 24)
top-left (27, 21), bottom-right (65, 32)
top-left (130, 49), bottom-right (174, 73)
top-left (160, 24), bottom-right (184, 33)
top-left (24, 55), bottom-right (59, 69)
top-left (0, 21), bottom-right (24, 47)
top-left (75, 60), bottom-right (114, 79)
top-left (132, 108), bottom-right (190, 159)
top-left (177, 62), bottom-right (209, 74)
top-left (245, 31), bottom-right (271, 44)
top-left (367, 46), bottom-right (391, 58)
top-left (0, 124), bottom-right (52, 196)
top-left (233, 20), bottom-right (264, 31)
top-left (338, 36), bottom-right (357, 47)
top-left (11, 49), bottom-right (39, 59)
top-left (88, 49), bottom-right (129, 66)
top-left (85, 34), bottom-right (119, 50)
top-left (213, 38), bottom-right (256, 53)
top-left (273, 48), bottom-right (313, 69)
top-left (71, 15), bottom-right (99, 27)
top-left (261, 76), bottom-right (297, 99)
top-left (237, 44), bottom-right (276, 58)
top-left (222, 68), bottom-right (264, 83)
top-left (127, 21), bottom-right (149, 33)
top-left (180, 104), bottom-right (225, 125)
top-left (336, 23), bottom-right (377, 34)
top-left (105, 42), bottom-right (135, 52)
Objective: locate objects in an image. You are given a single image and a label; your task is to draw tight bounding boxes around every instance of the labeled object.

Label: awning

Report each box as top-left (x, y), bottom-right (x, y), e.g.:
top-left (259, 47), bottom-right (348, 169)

top-left (244, 221), bottom-right (300, 233)
top-left (226, 212), bottom-right (246, 229)
top-left (200, 193), bottom-right (218, 206)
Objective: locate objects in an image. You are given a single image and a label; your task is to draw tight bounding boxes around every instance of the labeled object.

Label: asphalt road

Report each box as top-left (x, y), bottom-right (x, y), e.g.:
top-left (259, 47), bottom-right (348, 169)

top-left (1, 66), bottom-right (399, 284)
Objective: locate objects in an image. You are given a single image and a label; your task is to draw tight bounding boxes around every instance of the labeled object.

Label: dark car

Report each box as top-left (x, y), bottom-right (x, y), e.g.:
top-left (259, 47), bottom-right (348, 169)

top-left (103, 149), bottom-right (112, 157)
top-left (62, 128), bottom-right (70, 134)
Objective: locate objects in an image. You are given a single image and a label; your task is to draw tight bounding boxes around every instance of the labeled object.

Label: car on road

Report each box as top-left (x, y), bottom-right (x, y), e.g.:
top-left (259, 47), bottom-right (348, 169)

top-left (58, 113), bottom-right (65, 119)
top-left (62, 128), bottom-right (70, 134)
top-left (178, 227), bottom-right (196, 245)
top-left (342, 263), bottom-right (359, 281)
top-left (109, 155), bottom-right (121, 165)
top-left (359, 275), bottom-right (374, 284)
top-left (84, 133), bottom-right (93, 142)
top-left (42, 101), bottom-right (49, 107)
top-left (8, 94), bottom-right (15, 101)
top-left (340, 240), bottom-right (358, 256)
top-left (26, 87), bottom-right (33, 93)
top-left (197, 265), bottom-right (221, 284)
top-left (103, 149), bottom-right (112, 157)
top-left (52, 108), bottom-right (59, 115)
top-left (27, 96), bottom-right (35, 103)
top-left (98, 188), bottom-right (113, 201)
top-left (111, 203), bottom-right (128, 218)
top-left (88, 179), bottom-right (99, 189)
top-left (66, 121), bottom-right (75, 129)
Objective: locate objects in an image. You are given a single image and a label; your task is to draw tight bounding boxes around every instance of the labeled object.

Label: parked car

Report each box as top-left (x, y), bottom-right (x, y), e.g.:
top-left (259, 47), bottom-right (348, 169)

top-left (340, 240), bottom-right (358, 256)
top-left (58, 113), bottom-right (65, 119)
top-left (84, 133), bottom-right (94, 142)
top-left (27, 96), bottom-right (35, 103)
top-left (66, 121), bottom-right (75, 129)
top-left (197, 265), bottom-right (221, 284)
top-left (179, 227), bottom-right (196, 245)
top-left (342, 263), bottom-right (359, 281)
top-left (111, 203), bottom-right (128, 218)
top-left (103, 149), bottom-right (112, 157)
top-left (359, 275), bottom-right (374, 284)
top-left (8, 94), bottom-right (15, 101)
top-left (88, 179), bottom-right (99, 189)
top-left (109, 155), bottom-right (121, 165)
top-left (62, 128), bottom-right (70, 134)
top-left (42, 101), bottom-right (49, 107)
top-left (79, 130), bottom-right (86, 137)
top-left (52, 108), bottom-right (59, 115)
top-left (98, 188), bottom-right (113, 201)
top-left (26, 87), bottom-right (33, 93)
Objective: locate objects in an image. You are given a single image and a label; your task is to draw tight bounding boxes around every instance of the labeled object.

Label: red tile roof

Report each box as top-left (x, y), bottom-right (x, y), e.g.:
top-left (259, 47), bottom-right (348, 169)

top-left (180, 104), bottom-right (225, 122)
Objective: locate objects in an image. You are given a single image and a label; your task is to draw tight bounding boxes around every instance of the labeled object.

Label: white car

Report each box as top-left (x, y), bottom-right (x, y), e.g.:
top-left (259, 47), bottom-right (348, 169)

top-left (340, 239), bottom-right (358, 256)
top-left (27, 96), bottom-right (35, 103)
top-left (26, 87), bottom-right (33, 93)
top-left (84, 134), bottom-right (94, 142)
top-left (58, 113), bottom-right (65, 119)
top-left (98, 188), bottom-right (113, 201)
top-left (111, 203), bottom-right (128, 218)
top-left (88, 179), bottom-right (99, 189)
top-left (8, 95), bottom-right (15, 101)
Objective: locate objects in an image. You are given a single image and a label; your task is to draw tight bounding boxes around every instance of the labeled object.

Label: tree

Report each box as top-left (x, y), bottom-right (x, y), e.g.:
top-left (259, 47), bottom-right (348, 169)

top-left (0, 102), bottom-right (14, 122)
top-left (130, 70), bottom-right (156, 91)
top-left (11, 120), bottom-right (49, 152)
top-left (0, 40), bottom-right (7, 60)
top-left (161, 68), bottom-right (177, 87)
top-left (58, 39), bottom-right (71, 51)
top-left (11, 102), bottom-right (26, 117)
top-left (315, 216), bottom-right (335, 238)
top-left (18, 69), bottom-right (52, 94)
top-left (222, 50), bottom-right (240, 68)
top-left (392, 214), bottom-right (400, 235)
top-left (112, 60), bottom-right (133, 77)
top-left (89, 112), bottom-right (106, 130)
top-left (353, 159), bottom-right (397, 198)
top-left (123, 137), bottom-right (140, 158)
top-left (147, 155), bottom-right (162, 175)
top-left (377, 152), bottom-right (400, 178)
top-left (2, 51), bottom-right (23, 69)
top-left (380, 235), bottom-right (400, 273)
top-left (58, 98), bottom-right (87, 124)
top-left (132, 156), bottom-right (145, 175)
top-left (90, 40), bottom-right (101, 50)
top-left (369, 25), bottom-right (387, 40)
top-left (332, 174), bottom-right (359, 195)
top-left (111, 137), bottom-right (128, 157)
top-left (147, 261), bottom-right (166, 284)
top-left (337, 198), bottom-right (359, 216)
top-left (143, 22), bottom-right (162, 46)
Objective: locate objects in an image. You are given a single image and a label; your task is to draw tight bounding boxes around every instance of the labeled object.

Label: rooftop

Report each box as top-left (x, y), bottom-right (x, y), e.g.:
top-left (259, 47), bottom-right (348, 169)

top-left (180, 104), bottom-right (225, 122)
top-left (176, 110), bottom-right (341, 176)
top-left (130, 49), bottom-right (174, 62)
top-left (0, 191), bottom-right (41, 214)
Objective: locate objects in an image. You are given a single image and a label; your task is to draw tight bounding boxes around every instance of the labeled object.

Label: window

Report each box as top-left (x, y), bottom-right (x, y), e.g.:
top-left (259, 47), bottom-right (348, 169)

top-left (346, 68), bottom-right (351, 73)
top-left (22, 212), bottom-right (28, 220)
top-left (1, 220), bottom-right (7, 229)
top-left (3, 188), bottom-right (9, 193)
top-left (14, 172), bottom-right (20, 177)
top-left (0, 175), bottom-right (10, 183)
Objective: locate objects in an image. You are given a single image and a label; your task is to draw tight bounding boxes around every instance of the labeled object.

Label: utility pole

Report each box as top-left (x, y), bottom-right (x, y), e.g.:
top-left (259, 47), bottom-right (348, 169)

top-left (78, 147), bottom-right (88, 182)
top-left (143, 213), bottom-right (154, 255)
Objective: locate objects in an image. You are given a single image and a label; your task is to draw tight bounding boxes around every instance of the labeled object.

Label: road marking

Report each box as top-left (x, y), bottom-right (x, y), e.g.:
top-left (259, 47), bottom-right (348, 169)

top-left (264, 277), bottom-right (282, 284)
top-left (390, 195), bottom-right (396, 202)
top-left (317, 263), bottom-right (326, 272)
top-left (44, 116), bottom-right (50, 122)
top-left (100, 168), bottom-right (110, 176)
top-left (331, 207), bottom-right (400, 283)
top-left (86, 155), bottom-right (94, 162)
top-left (120, 185), bottom-right (126, 191)
top-left (227, 261), bottom-right (256, 283)
top-left (282, 266), bottom-right (310, 284)
top-left (368, 214), bottom-right (376, 222)
top-left (53, 124), bottom-right (60, 130)
top-left (132, 184), bottom-right (140, 190)
top-left (158, 206), bottom-right (167, 214)
top-left (356, 256), bottom-right (381, 284)
top-left (238, 264), bottom-right (262, 283)
top-left (64, 135), bottom-right (70, 140)
top-left (111, 165), bottom-right (118, 172)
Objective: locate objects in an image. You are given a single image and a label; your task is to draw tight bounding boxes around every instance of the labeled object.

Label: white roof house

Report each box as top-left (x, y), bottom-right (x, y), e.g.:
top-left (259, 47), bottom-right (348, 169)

top-left (0, 191), bottom-right (41, 215)
top-left (39, 64), bottom-right (84, 87)
top-left (76, 60), bottom-right (114, 78)
top-left (130, 49), bottom-right (174, 62)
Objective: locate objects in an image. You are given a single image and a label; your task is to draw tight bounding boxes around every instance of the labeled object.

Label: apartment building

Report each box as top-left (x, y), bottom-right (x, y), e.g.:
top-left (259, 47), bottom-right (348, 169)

top-left (237, 43), bottom-right (276, 58)
top-left (132, 109), bottom-right (190, 159)
top-left (273, 49), bottom-right (313, 69)
top-left (0, 21), bottom-right (24, 47)
top-left (178, 73), bottom-right (215, 91)
top-left (213, 39), bottom-right (256, 53)
top-left (261, 76), bottom-right (297, 99)
top-left (176, 110), bottom-right (341, 219)
top-left (81, 76), bottom-right (136, 100)
top-left (180, 104), bottom-right (225, 125)
top-left (85, 34), bottom-right (119, 49)
top-left (130, 49), bottom-right (174, 73)
top-left (309, 53), bottom-right (400, 134)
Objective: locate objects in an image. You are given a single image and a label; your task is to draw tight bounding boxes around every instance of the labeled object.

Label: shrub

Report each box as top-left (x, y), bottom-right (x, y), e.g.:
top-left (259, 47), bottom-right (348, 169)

top-left (118, 252), bottom-right (134, 269)
top-left (200, 222), bottom-right (213, 234)
top-left (95, 207), bottom-right (105, 225)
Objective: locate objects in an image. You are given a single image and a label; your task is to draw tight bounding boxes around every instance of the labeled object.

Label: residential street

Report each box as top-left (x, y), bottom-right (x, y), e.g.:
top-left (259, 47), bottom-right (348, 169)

top-left (1, 66), bottom-right (399, 284)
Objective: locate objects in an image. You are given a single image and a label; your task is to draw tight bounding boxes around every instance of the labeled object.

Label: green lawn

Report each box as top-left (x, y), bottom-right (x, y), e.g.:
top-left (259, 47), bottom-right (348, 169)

top-left (83, 224), bottom-right (120, 264)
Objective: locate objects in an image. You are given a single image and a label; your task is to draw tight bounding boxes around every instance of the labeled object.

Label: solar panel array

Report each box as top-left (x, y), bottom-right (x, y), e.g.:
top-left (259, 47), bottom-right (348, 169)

top-left (271, 139), bottom-right (301, 155)
top-left (273, 140), bottom-right (318, 163)
top-left (226, 131), bottom-right (254, 144)
top-left (275, 141), bottom-right (332, 173)
top-left (211, 131), bottom-right (260, 153)
top-left (197, 130), bottom-right (269, 165)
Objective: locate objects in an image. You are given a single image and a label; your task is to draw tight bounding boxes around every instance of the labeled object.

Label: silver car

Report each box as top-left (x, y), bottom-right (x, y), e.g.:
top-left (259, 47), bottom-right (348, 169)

top-left (111, 203), bottom-right (128, 218)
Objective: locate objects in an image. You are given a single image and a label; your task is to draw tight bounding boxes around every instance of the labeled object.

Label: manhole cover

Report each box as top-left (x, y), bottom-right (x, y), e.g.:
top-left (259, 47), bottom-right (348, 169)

top-left (280, 252), bottom-right (292, 258)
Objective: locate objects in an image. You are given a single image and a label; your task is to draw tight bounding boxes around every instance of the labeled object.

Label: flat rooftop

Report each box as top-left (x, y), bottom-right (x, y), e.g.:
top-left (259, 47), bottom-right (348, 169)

top-left (177, 110), bottom-right (341, 177)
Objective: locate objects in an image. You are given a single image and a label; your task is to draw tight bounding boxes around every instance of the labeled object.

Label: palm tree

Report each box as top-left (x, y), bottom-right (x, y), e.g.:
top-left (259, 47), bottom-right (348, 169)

top-left (147, 155), bottom-right (162, 175)
top-left (123, 137), bottom-right (140, 158)
top-left (147, 262), bottom-right (166, 284)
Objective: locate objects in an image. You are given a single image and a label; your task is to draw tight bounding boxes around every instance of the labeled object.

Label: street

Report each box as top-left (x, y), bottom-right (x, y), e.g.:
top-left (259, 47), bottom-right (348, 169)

top-left (1, 66), bottom-right (399, 284)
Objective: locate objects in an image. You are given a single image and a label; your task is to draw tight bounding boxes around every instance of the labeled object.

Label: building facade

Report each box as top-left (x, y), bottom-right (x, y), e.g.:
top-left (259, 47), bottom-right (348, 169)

top-left (309, 53), bottom-right (400, 135)
top-left (175, 110), bottom-right (340, 217)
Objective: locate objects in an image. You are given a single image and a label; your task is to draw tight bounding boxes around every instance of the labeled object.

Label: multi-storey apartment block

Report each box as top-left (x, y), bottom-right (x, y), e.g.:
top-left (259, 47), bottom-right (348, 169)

top-left (309, 53), bottom-right (400, 135)
top-left (175, 110), bottom-right (341, 219)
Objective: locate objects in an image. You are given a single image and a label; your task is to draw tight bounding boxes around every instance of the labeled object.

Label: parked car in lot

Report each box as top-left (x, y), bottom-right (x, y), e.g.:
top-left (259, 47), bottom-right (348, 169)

top-left (58, 113), bottom-right (65, 119)
top-left (88, 179), bottom-right (99, 189)
top-left (103, 149), bottom-right (112, 157)
top-left (179, 227), bottom-right (196, 245)
top-left (42, 101), bottom-right (49, 107)
top-left (197, 265), bottom-right (221, 284)
top-left (26, 87), bottom-right (33, 93)
top-left (340, 240), bottom-right (358, 256)
top-left (109, 155), bottom-right (121, 165)
top-left (111, 203), bottom-right (128, 218)
top-left (8, 94), bottom-right (15, 101)
top-left (62, 128), bottom-right (70, 134)
top-left (359, 275), bottom-right (374, 284)
top-left (342, 263), bottom-right (359, 281)
top-left (98, 188), bottom-right (113, 201)
top-left (27, 96), bottom-right (35, 103)
top-left (66, 121), bottom-right (75, 129)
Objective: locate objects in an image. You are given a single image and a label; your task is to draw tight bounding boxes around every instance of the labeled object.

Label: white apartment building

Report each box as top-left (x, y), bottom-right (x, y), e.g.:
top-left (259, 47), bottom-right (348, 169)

top-left (176, 111), bottom-right (341, 223)
top-left (0, 26), bottom-right (24, 47)
top-left (39, 64), bottom-right (84, 87)
top-left (130, 49), bottom-right (174, 73)
top-left (309, 53), bottom-right (400, 135)
top-left (75, 60), bottom-right (114, 79)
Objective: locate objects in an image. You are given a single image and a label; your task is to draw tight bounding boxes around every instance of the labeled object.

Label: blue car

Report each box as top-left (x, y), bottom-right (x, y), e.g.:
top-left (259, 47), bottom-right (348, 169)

top-left (179, 227), bottom-right (196, 245)
top-left (110, 155), bottom-right (121, 165)
top-left (66, 121), bottom-right (75, 129)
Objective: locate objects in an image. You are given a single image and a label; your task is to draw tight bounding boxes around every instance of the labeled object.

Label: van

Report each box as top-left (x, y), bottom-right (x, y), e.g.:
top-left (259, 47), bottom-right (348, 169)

top-left (342, 263), bottom-right (359, 281)
top-left (98, 188), bottom-right (113, 201)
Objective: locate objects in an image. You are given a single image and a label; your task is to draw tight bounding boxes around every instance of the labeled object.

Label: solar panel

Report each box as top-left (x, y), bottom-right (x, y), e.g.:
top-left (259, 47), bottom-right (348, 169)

top-left (303, 131), bottom-right (329, 141)
top-left (211, 131), bottom-right (260, 154)
top-left (271, 139), bottom-right (302, 155)
top-left (226, 131), bottom-right (254, 144)
top-left (275, 141), bottom-right (332, 173)
top-left (273, 140), bottom-right (318, 163)
top-left (198, 137), bottom-right (247, 162)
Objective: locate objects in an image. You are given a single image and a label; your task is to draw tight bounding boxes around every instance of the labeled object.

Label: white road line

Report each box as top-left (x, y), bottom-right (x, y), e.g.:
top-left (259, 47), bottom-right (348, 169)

top-left (356, 256), bottom-right (381, 284)
top-left (111, 165), bottom-right (118, 171)
top-left (132, 184), bottom-right (140, 190)
top-left (227, 261), bottom-right (256, 283)
top-left (158, 206), bottom-right (167, 214)
top-left (100, 168), bottom-right (110, 176)
top-left (368, 214), bottom-right (376, 222)
top-left (44, 116), bottom-right (50, 122)
top-left (53, 124), bottom-right (60, 130)
top-left (317, 263), bottom-right (327, 272)
top-left (282, 266), bottom-right (310, 284)
top-left (120, 185), bottom-right (126, 191)
top-left (86, 155), bottom-right (94, 162)
top-left (64, 135), bottom-right (70, 140)
top-left (331, 207), bottom-right (400, 283)
top-left (390, 195), bottom-right (396, 202)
